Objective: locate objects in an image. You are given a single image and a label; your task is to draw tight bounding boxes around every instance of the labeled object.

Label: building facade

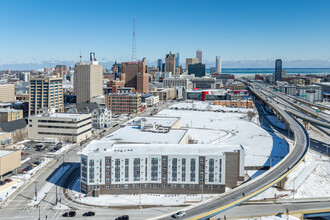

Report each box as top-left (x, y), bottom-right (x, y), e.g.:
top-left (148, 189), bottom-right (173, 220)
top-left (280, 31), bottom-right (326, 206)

top-left (297, 85), bottom-right (323, 102)
top-left (68, 102), bottom-right (112, 130)
top-left (196, 50), bottom-right (202, 63)
top-left (0, 109), bottom-right (23, 123)
top-left (185, 58), bottom-right (199, 72)
top-left (105, 93), bottom-right (141, 114)
top-left (165, 52), bottom-right (176, 74)
top-left (188, 63), bottom-right (205, 77)
top-left (81, 143), bottom-right (244, 196)
top-left (163, 78), bottom-right (189, 88)
top-left (157, 59), bottom-right (162, 72)
top-left (0, 84), bottom-right (15, 102)
top-left (121, 60), bottom-right (147, 89)
top-left (137, 72), bottom-right (149, 94)
top-left (29, 76), bottom-right (64, 115)
top-left (0, 119), bottom-right (28, 144)
top-left (275, 59), bottom-right (282, 82)
top-left (74, 55), bottom-right (103, 104)
top-left (0, 150), bottom-right (21, 178)
top-left (28, 113), bottom-right (92, 143)
top-left (216, 56), bottom-right (222, 74)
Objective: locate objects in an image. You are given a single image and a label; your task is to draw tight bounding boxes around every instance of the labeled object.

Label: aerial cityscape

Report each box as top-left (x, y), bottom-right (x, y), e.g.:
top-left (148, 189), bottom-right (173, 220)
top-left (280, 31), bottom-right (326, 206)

top-left (0, 0), bottom-right (329, 220)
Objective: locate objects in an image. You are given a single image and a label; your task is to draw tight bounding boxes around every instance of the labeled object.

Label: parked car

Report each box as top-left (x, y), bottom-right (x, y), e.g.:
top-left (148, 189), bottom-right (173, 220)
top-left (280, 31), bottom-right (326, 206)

top-left (62, 211), bottom-right (76, 217)
top-left (115, 215), bottom-right (129, 220)
top-left (171, 211), bottom-right (186, 218)
top-left (0, 181), bottom-right (6, 186)
top-left (50, 147), bottom-right (58, 152)
top-left (4, 179), bottom-right (12, 183)
top-left (82, 211), bottom-right (95, 216)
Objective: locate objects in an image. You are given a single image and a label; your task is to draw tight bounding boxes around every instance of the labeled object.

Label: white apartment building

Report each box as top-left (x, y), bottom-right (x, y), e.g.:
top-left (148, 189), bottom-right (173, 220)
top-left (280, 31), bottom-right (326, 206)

top-left (68, 102), bottom-right (111, 129)
top-left (81, 141), bottom-right (244, 196)
top-left (28, 113), bottom-right (92, 143)
top-left (145, 95), bottom-right (159, 107)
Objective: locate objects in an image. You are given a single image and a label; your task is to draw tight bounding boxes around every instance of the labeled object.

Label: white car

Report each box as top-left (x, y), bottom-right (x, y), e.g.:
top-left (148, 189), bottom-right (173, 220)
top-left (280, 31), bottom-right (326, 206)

top-left (172, 211), bottom-right (186, 218)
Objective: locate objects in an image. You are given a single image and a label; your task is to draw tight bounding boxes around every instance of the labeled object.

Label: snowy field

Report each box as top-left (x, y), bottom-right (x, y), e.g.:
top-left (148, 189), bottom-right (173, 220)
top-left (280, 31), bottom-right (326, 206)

top-left (157, 107), bottom-right (288, 175)
top-left (251, 149), bottom-right (330, 200)
top-left (239, 215), bottom-right (299, 220)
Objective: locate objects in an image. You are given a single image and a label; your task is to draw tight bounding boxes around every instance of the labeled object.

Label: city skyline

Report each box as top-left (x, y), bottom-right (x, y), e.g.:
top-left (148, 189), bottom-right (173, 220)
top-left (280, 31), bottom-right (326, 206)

top-left (0, 0), bottom-right (330, 69)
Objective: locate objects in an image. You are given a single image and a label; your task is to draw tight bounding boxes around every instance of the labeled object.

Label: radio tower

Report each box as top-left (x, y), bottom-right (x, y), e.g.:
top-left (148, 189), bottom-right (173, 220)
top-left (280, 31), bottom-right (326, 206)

top-left (132, 16), bottom-right (136, 62)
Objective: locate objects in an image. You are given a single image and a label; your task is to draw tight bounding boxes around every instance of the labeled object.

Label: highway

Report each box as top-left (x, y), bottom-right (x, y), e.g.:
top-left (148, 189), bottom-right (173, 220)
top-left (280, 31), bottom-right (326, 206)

top-left (261, 86), bottom-right (330, 122)
top-left (153, 83), bottom-right (310, 220)
top-left (213, 200), bottom-right (330, 219)
top-left (255, 85), bottom-right (330, 129)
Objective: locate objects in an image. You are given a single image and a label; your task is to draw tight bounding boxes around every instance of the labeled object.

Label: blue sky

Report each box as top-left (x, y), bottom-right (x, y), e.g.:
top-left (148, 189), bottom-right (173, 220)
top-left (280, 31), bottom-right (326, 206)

top-left (0, 0), bottom-right (329, 69)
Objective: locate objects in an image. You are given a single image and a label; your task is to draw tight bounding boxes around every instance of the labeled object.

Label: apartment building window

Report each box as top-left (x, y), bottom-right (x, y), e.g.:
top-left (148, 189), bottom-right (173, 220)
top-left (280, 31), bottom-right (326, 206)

top-left (106, 165), bottom-right (111, 170)
top-left (190, 158), bottom-right (196, 182)
top-left (172, 158), bottom-right (177, 181)
top-left (115, 159), bottom-right (120, 182)
top-left (151, 158), bottom-right (158, 181)
top-left (99, 160), bottom-right (102, 180)
top-left (106, 185), bottom-right (111, 189)
top-left (106, 172), bottom-right (110, 176)
top-left (219, 159), bottom-right (222, 182)
top-left (182, 158), bottom-right (186, 181)
top-left (145, 158), bottom-right (148, 181)
top-left (89, 159), bottom-right (94, 183)
top-left (125, 159), bottom-right (129, 181)
top-left (106, 178), bottom-right (110, 183)
top-left (209, 159), bottom-right (214, 182)
top-left (133, 158), bottom-right (140, 181)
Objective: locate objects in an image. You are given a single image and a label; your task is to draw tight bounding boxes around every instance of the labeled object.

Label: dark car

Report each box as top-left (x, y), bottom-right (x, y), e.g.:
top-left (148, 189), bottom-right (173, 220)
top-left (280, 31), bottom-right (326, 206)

top-left (0, 181), bottom-right (6, 186)
top-left (82, 211), bottom-right (95, 216)
top-left (115, 215), bottom-right (129, 220)
top-left (62, 211), bottom-right (76, 217)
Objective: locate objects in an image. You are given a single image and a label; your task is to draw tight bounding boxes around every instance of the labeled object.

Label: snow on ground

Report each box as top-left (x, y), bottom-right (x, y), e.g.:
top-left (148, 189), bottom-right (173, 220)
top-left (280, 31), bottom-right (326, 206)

top-left (251, 149), bottom-right (330, 200)
top-left (52, 202), bottom-right (70, 210)
top-left (14, 157), bottom-right (52, 181)
top-left (73, 192), bottom-right (214, 206)
top-left (157, 108), bottom-right (288, 175)
top-left (239, 215), bottom-right (299, 220)
top-left (21, 157), bottom-right (31, 165)
top-left (47, 143), bottom-right (74, 155)
top-left (0, 179), bottom-right (25, 203)
top-left (28, 165), bottom-right (71, 206)
top-left (169, 101), bottom-right (252, 113)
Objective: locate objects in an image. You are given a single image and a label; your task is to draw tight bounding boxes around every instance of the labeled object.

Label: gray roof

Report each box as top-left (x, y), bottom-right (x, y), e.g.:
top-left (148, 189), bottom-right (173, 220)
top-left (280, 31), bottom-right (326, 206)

top-left (0, 119), bottom-right (27, 132)
top-left (74, 102), bottom-right (105, 114)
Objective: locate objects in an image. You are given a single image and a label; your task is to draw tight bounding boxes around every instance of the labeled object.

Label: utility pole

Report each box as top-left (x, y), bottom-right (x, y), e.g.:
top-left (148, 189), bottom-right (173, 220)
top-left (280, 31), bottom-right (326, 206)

top-left (38, 205), bottom-right (40, 220)
top-left (56, 185), bottom-right (58, 205)
top-left (62, 155), bottom-right (65, 172)
top-left (34, 181), bottom-right (38, 201)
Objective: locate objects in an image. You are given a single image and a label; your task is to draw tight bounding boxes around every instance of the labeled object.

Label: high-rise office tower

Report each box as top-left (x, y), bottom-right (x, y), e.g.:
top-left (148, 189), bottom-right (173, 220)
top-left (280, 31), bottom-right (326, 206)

top-left (188, 63), bottom-right (206, 77)
top-left (175, 53), bottom-right (180, 68)
top-left (275, 59), bottom-right (282, 82)
top-left (165, 52), bottom-right (176, 74)
top-left (186, 58), bottom-right (200, 71)
top-left (29, 76), bottom-right (63, 115)
top-left (74, 52), bottom-right (103, 104)
top-left (196, 50), bottom-right (202, 63)
top-left (121, 59), bottom-right (147, 89)
top-left (137, 72), bottom-right (149, 94)
top-left (216, 56), bottom-right (222, 73)
top-left (157, 59), bottom-right (163, 72)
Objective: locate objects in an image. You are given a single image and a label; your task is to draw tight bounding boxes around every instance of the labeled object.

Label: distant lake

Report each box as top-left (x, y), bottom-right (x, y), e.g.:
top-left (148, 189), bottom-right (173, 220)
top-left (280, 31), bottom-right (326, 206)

top-left (204, 68), bottom-right (330, 76)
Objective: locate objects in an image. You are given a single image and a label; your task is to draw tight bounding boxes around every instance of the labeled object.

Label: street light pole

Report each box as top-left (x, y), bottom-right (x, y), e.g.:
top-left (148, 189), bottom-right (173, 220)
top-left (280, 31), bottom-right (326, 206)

top-left (34, 181), bottom-right (38, 201)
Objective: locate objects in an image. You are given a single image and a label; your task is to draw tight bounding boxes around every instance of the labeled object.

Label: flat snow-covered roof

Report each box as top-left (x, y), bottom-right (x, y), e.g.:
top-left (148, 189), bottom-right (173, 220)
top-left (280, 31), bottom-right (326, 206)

top-left (0, 150), bottom-right (13, 157)
top-left (83, 141), bottom-right (243, 157)
top-left (104, 126), bottom-right (187, 144)
top-left (127, 116), bottom-right (180, 128)
top-left (33, 113), bottom-right (90, 119)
